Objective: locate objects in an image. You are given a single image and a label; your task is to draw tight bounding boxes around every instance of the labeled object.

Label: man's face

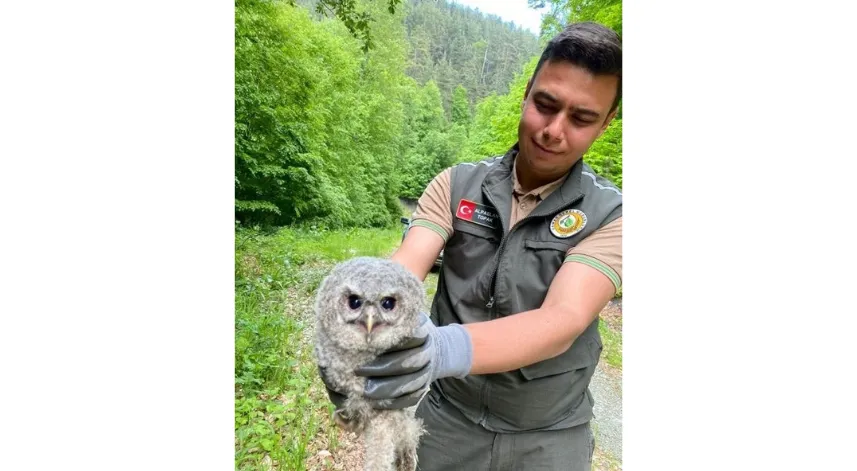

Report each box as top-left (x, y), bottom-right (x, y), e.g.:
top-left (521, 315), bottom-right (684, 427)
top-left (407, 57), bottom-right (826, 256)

top-left (517, 59), bottom-right (619, 182)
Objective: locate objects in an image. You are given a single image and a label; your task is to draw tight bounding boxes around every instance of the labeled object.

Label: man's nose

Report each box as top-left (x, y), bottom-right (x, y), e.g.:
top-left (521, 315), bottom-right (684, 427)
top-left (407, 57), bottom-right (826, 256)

top-left (543, 115), bottom-right (564, 142)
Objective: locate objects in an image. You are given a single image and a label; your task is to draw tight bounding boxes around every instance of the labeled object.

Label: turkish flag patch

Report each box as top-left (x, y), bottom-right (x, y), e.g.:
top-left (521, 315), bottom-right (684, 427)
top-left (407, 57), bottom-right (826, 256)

top-left (456, 199), bottom-right (500, 229)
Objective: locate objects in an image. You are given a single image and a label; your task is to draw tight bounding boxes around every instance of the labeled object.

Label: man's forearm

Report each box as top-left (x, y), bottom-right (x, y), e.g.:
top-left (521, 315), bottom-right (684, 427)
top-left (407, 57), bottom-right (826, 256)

top-left (391, 226), bottom-right (445, 281)
top-left (463, 305), bottom-right (593, 375)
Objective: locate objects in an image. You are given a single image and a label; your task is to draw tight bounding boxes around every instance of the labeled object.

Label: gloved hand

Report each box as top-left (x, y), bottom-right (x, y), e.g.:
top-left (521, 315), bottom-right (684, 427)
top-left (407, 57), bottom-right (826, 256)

top-left (316, 338), bottom-right (438, 413)
top-left (354, 313), bottom-right (473, 409)
top-left (317, 365), bottom-right (348, 409)
top-left (317, 365), bottom-right (362, 431)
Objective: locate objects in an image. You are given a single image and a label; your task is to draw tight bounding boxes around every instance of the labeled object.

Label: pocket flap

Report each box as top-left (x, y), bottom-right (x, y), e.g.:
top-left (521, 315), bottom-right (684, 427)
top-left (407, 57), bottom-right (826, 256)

top-left (519, 336), bottom-right (601, 380)
top-left (453, 220), bottom-right (499, 242)
top-left (524, 239), bottom-right (571, 252)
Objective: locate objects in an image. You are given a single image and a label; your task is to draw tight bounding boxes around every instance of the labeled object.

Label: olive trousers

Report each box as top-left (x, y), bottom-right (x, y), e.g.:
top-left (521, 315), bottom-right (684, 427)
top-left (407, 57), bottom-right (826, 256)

top-left (415, 388), bottom-right (595, 470)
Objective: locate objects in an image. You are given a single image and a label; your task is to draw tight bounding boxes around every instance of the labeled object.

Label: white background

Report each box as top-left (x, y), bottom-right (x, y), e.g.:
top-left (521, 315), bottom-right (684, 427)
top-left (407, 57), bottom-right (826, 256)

top-left (1, 1), bottom-right (855, 469)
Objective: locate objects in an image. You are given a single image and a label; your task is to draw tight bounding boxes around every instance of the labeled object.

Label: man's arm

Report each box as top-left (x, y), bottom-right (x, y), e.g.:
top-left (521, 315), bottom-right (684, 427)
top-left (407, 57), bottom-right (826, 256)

top-left (391, 227), bottom-right (444, 282)
top-left (465, 260), bottom-right (615, 375)
top-left (391, 167), bottom-right (452, 280)
top-left (354, 251), bottom-right (618, 407)
top-left (466, 216), bottom-right (622, 374)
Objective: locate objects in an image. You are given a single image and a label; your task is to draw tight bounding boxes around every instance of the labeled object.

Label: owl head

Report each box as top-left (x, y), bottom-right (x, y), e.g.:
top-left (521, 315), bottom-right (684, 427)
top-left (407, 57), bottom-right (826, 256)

top-left (314, 257), bottom-right (425, 352)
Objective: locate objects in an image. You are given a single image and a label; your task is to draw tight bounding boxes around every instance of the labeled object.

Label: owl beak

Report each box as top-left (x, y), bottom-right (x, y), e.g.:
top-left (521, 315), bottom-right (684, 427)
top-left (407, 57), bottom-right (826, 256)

top-left (365, 310), bottom-right (374, 334)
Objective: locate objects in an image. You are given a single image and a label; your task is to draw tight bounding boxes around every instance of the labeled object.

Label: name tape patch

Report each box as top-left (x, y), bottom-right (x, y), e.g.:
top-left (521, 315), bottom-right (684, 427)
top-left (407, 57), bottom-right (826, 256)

top-left (456, 199), bottom-right (500, 230)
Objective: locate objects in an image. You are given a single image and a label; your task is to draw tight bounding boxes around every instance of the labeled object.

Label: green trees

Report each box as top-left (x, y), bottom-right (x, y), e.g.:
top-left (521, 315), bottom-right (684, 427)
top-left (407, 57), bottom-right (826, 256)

top-left (235, 0), bottom-right (623, 228)
top-left (235, 0), bottom-right (409, 227)
top-left (530, 0), bottom-right (622, 39)
top-left (451, 84), bottom-right (471, 128)
top-left (404, 0), bottom-right (542, 114)
top-left (397, 80), bottom-right (458, 199)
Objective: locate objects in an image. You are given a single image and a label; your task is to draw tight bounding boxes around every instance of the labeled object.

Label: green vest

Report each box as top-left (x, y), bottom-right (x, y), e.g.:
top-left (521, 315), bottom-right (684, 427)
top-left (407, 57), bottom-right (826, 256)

top-left (429, 144), bottom-right (622, 432)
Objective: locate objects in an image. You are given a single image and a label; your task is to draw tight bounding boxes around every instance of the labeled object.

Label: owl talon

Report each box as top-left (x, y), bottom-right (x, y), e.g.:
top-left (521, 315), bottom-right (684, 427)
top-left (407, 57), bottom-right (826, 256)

top-left (334, 409), bottom-right (365, 434)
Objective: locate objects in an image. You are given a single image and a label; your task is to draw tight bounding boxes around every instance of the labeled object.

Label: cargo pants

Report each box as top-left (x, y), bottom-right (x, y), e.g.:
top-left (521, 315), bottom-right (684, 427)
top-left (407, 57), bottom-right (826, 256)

top-left (415, 388), bottom-right (595, 470)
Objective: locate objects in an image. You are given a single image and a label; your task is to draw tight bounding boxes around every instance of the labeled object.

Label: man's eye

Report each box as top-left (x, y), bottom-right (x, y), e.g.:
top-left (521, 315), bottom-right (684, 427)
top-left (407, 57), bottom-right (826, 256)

top-left (535, 102), bottom-right (555, 113)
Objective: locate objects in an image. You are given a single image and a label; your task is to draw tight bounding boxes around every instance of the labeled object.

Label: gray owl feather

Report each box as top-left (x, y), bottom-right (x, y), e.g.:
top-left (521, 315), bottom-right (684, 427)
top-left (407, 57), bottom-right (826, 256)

top-left (313, 257), bottom-right (427, 471)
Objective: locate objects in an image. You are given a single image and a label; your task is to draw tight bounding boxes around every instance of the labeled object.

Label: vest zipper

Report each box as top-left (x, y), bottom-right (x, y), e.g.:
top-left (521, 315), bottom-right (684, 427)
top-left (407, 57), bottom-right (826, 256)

top-left (483, 191), bottom-right (508, 310)
top-left (483, 192), bottom-right (584, 310)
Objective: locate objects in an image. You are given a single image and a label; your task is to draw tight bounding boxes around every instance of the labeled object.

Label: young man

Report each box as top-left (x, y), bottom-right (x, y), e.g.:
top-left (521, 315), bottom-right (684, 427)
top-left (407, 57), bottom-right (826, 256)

top-left (321, 21), bottom-right (622, 470)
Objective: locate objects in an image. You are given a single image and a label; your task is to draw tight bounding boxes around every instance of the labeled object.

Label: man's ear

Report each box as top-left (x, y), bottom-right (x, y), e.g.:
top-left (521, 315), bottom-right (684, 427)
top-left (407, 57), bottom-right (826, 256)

top-left (597, 108), bottom-right (618, 138)
top-left (522, 78), bottom-right (533, 111)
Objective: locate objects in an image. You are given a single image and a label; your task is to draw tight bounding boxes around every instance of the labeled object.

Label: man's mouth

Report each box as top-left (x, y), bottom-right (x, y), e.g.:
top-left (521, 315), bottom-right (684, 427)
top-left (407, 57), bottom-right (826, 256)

top-left (532, 139), bottom-right (559, 155)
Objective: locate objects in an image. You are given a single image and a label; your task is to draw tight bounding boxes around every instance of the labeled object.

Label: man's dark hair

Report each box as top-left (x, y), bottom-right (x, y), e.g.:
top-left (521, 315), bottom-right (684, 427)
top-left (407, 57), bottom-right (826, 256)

top-left (531, 22), bottom-right (622, 114)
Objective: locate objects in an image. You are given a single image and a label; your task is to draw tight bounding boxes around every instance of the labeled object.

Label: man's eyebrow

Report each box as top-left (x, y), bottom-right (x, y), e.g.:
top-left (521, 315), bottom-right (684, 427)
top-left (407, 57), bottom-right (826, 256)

top-left (532, 90), bottom-right (558, 103)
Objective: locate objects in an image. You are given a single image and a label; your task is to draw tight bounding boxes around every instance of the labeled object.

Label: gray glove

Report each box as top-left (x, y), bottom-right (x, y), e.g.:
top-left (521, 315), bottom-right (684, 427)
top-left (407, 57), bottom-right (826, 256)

top-left (354, 313), bottom-right (473, 409)
top-left (318, 359), bottom-right (428, 411)
top-left (317, 365), bottom-right (348, 409)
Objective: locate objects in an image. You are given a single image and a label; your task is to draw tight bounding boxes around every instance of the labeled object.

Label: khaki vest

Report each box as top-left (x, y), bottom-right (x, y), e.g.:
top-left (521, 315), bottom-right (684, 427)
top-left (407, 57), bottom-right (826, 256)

top-left (430, 145), bottom-right (622, 432)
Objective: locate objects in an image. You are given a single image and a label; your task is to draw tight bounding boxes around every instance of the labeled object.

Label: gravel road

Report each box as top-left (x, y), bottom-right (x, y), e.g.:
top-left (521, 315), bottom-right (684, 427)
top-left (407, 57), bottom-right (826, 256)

top-left (591, 361), bottom-right (622, 462)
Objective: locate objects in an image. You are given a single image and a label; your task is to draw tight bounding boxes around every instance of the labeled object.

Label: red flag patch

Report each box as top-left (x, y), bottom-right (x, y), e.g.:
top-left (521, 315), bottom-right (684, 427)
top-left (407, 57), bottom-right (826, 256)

top-left (456, 199), bottom-right (476, 221)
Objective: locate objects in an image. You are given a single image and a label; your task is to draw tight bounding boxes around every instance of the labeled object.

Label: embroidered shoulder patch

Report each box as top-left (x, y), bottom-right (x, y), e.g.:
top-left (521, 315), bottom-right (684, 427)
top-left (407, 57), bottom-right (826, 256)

top-left (550, 209), bottom-right (587, 238)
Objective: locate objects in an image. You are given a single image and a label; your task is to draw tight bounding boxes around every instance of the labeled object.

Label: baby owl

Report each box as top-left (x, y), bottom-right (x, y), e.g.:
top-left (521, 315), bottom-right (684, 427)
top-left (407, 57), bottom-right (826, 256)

top-left (313, 256), bottom-right (426, 471)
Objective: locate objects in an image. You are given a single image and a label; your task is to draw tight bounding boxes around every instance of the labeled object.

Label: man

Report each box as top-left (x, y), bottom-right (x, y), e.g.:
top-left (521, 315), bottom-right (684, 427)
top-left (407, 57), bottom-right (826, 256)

top-left (321, 21), bottom-right (622, 470)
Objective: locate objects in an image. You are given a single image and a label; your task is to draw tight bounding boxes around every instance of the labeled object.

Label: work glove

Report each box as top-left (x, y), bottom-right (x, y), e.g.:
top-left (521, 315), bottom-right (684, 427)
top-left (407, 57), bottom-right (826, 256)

top-left (317, 314), bottom-right (473, 411)
top-left (355, 313), bottom-right (473, 409)
top-left (317, 362), bottom-right (426, 411)
top-left (317, 365), bottom-right (348, 409)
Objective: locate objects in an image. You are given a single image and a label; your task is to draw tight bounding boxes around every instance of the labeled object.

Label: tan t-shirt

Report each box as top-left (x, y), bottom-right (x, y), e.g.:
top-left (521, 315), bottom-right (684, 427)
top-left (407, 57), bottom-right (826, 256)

top-left (410, 161), bottom-right (622, 290)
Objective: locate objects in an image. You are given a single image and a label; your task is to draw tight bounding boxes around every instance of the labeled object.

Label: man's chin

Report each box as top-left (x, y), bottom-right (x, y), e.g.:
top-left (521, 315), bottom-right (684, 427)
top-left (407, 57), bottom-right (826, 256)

top-left (519, 152), bottom-right (580, 182)
top-left (520, 151), bottom-right (559, 173)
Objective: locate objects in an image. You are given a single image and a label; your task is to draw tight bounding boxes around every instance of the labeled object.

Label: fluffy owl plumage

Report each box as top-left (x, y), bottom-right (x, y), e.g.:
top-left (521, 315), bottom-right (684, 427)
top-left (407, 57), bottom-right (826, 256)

top-left (313, 256), bottom-right (427, 471)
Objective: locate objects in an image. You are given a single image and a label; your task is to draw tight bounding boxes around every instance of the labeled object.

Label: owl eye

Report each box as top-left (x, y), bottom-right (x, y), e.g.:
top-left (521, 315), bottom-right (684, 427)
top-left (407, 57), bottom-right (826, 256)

top-left (380, 297), bottom-right (396, 311)
top-left (347, 295), bottom-right (363, 310)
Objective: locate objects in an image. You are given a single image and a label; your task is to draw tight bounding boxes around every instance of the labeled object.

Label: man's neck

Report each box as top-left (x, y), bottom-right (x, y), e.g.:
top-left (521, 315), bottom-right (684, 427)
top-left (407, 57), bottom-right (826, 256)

top-left (515, 161), bottom-right (566, 194)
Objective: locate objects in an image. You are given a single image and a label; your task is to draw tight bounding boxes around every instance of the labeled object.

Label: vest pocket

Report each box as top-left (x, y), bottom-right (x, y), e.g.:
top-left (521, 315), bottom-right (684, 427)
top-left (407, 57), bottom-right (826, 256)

top-left (446, 220), bottom-right (500, 269)
top-left (522, 239), bottom-right (571, 290)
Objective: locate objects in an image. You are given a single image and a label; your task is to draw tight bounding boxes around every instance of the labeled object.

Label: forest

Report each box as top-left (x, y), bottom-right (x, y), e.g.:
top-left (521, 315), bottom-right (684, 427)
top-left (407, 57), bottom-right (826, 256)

top-left (235, 0), bottom-right (622, 228)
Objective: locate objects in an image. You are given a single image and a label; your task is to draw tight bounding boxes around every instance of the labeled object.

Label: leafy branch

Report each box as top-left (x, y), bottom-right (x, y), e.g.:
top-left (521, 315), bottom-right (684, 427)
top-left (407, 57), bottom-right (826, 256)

top-left (284, 0), bottom-right (402, 52)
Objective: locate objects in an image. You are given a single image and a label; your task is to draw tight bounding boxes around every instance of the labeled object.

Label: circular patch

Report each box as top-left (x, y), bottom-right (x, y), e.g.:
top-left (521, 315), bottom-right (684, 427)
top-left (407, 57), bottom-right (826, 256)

top-left (550, 209), bottom-right (587, 238)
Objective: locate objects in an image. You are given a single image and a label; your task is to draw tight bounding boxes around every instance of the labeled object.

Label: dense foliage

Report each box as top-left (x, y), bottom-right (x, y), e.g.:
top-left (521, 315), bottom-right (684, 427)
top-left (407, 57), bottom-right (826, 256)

top-left (403, 0), bottom-right (543, 113)
top-left (236, 0), bottom-right (410, 227)
top-left (235, 0), bottom-right (622, 227)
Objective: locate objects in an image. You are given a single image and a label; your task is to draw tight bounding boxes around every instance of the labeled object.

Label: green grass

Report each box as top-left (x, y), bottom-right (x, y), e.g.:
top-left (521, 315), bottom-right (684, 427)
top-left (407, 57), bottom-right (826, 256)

top-left (598, 318), bottom-right (622, 370)
top-left (423, 271), bottom-right (439, 304)
top-left (235, 225), bottom-right (401, 471)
